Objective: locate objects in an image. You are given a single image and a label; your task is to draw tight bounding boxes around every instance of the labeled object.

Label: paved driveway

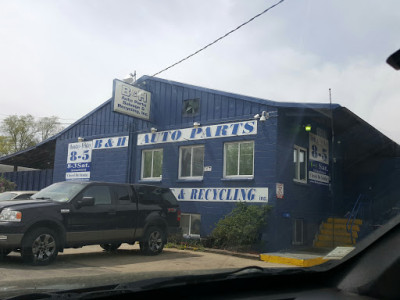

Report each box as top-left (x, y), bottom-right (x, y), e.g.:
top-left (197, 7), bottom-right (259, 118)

top-left (0, 244), bottom-right (291, 298)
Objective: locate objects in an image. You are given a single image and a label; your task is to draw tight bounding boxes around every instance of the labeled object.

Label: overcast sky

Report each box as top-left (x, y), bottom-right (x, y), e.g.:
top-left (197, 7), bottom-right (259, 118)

top-left (1, 0), bottom-right (399, 141)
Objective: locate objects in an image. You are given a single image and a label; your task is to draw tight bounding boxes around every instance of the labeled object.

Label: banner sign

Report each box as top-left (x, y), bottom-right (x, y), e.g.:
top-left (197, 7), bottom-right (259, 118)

top-left (137, 120), bottom-right (257, 146)
top-left (170, 187), bottom-right (268, 202)
top-left (309, 131), bottom-right (330, 185)
top-left (66, 142), bottom-right (93, 181)
top-left (113, 79), bottom-right (151, 120)
top-left (66, 136), bottom-right (129, 180)
top-left (309, 132), bottom-right (329, 165)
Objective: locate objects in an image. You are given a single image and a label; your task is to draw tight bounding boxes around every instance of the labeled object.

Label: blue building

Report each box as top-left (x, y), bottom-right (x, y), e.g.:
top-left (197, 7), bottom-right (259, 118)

top-left (1, 76), bottom-right (399, 251)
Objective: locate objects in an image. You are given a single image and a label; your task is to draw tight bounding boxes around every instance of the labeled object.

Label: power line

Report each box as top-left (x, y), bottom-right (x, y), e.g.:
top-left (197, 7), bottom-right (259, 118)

top-left (152, 0), bottom-right (286, 77)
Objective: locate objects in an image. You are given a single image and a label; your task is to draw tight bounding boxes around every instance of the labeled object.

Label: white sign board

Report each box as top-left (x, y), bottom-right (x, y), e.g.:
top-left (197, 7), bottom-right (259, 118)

top-left (276, 183), bottom-right (284, 199)
top-left (113, 80), bottom-right (151, 120)
top-left (309, 132), bottom-right (329, 165)
top-left (66, 142), bottom-right (93, 181)
top-left (137, 120), bottom-right (257, 146)
top-left (66, 136), bottom-right (129, 180)
top-left (324, 247), bottom-right (355, 260)
top-left (170, 187), bottom-right (268, 202)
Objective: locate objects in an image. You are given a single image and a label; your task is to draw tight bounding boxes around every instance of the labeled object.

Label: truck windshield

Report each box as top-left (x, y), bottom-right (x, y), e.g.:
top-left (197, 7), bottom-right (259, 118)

top-left (0, 192), bottom-right (17, 201)
top-left (31, 182), bottom-right (86, 203)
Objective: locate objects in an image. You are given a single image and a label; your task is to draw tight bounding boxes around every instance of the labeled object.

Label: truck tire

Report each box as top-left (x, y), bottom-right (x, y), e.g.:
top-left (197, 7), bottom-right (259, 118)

top-left (140, 226), bottom-right (165, 255)
top-left (22, 227), bottom-right (59, 266)
top-left (100, 243), bottom-right (121, 252)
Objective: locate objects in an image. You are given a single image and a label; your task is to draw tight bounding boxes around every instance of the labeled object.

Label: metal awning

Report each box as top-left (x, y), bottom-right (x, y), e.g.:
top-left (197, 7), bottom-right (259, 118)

top-left (0, 139), bottom-right (56, 170)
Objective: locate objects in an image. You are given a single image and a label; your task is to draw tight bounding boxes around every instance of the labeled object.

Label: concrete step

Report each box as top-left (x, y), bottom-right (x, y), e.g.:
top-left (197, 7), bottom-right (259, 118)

top-left (321, 222), bottom-right (360, 232)
top-left (320, 229), bottom-right (358, 238)
top-left (316, 234), bottom-right (354, 244)
top-left (314, 240), bottom-right (355, 248)
top-left (327, 217), bottom-right (363, 225)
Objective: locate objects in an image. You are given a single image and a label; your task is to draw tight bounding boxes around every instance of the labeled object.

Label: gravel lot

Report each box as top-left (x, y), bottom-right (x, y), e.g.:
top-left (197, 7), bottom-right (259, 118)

top-left (0, 244), bottom-right (291, 298)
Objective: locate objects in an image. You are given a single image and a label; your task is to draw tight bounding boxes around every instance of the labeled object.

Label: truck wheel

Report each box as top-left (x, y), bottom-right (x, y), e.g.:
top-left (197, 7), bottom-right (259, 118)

top-left (100, 243), bottom-right (121, 252)
top-left (22, 228), bottom-right (59, 266)
top-left (140, 226), bottom-right (165, 255)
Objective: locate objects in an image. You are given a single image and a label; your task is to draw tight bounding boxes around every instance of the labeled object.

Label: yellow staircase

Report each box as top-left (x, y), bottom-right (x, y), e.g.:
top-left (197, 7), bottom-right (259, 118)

top-left (313, 217), bottom-right (362, 248)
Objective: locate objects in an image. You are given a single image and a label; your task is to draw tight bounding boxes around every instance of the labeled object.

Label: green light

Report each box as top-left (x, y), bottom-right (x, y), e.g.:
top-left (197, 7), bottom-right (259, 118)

top-left (305, 124), bottom-right (312, 132)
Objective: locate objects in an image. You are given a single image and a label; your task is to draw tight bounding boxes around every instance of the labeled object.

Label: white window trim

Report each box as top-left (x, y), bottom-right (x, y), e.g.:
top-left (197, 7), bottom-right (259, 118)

top-left (181, 213), bottom-right (201, 238)
top-left (178, 145), bottom-right (204, 180)
top-left (293, 218), bottom-right (304, 245)
top-left (141, 148), bottom-right (163, 181)
top-left (223, 141), bottom-right (254, 179)
top-left (293, 145), bottom-right (307, 184)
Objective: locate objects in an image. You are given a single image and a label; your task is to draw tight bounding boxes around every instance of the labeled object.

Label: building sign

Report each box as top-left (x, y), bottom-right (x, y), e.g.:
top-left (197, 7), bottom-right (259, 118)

top-left (170, 187), bottom-right (268, 202)
top-left (113, 79), bottom-right (151, 120)
top-left (93, 136), bottom-right (129, 149)
top-left (66, 142), bottom-right (93, 181)
top-left (137, 120), bottom-right (257, 146)
top-left (309, 132), bottom-right (330, 185)
top-left (309, 132), bottom-right (329, 165)
top-left (276, 183), bottom-right (284, 199)
top-left (66, 136), bottom-right (129, 180)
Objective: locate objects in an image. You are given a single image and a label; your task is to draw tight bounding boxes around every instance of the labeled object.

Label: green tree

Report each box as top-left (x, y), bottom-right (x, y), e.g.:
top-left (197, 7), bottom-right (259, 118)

top-left (0, 176), bottom-right (16, 192)
top-left (1, 115), bottom-right (37, 152)
top-left (0, 114), bottom-right (63, 154)
top-left (208, 202), bottom-right (271, 251)
top-left (0, 136), bottom-right (13, 157)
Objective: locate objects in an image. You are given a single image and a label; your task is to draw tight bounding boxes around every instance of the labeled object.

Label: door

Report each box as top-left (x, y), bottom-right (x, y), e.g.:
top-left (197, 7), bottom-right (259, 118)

top-left (65, 184), bottom-right (117, 245)
top-left (112, 184), bottom-right (138, 241)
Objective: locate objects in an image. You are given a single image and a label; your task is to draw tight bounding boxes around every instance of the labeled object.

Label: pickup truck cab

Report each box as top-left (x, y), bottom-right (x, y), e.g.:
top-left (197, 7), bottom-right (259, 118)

top-left (0, 181), bottom-right (181, 265)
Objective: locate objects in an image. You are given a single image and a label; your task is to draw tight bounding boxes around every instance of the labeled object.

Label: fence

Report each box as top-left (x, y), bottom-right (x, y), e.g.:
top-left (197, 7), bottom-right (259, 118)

top-left (1, 169), bottom-right (53, 191)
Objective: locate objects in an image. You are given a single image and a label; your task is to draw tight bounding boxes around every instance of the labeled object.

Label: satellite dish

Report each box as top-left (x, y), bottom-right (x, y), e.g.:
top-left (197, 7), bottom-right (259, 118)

top-left (123, 74), bottom-right (134, 84)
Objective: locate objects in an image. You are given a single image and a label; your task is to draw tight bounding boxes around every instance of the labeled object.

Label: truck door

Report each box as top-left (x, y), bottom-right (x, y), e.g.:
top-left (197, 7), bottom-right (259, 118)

top-left (66, 184), bottom-right (117, 245)
top-left (112, 185), bottom-right (138, 241)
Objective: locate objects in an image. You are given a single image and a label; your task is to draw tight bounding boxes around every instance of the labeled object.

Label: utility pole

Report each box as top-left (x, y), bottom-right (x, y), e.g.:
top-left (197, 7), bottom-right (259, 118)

top-left (329, 88), bottom-right (335, 248)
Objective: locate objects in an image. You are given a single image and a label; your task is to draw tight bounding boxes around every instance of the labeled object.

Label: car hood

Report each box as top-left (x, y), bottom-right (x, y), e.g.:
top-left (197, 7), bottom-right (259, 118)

top-left (0, 199), bottom-right (61, 211)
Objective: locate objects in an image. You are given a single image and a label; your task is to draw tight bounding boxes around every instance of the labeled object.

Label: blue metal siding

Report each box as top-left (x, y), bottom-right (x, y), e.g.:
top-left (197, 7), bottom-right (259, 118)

top-left (130, 78), bottom-right (279, 240)
top-left (2, 169), bottom-right (53, 191)
top-left (273, 108), bottom-right (332, 249)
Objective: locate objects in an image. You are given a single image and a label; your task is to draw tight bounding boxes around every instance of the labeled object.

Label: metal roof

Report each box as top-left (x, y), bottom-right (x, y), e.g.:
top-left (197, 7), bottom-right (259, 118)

top-left (0, 76), bottom-right (397, 169)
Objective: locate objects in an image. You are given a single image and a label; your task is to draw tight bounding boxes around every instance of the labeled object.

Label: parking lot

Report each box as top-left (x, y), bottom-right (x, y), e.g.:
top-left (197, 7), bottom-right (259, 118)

top-left (0, 244), bottom-right (290, 298)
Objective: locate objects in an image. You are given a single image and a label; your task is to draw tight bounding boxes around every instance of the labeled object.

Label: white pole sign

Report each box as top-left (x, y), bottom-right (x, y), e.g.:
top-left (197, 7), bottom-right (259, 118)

top-left (66, 142), bottom-right (93, 181)
top-left (113, 80), bottom-right (151, 120)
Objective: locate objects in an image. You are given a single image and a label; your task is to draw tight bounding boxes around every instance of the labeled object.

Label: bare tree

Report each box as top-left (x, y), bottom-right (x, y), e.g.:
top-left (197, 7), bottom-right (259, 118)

top-left (36, 116), bottom-right (63, 141)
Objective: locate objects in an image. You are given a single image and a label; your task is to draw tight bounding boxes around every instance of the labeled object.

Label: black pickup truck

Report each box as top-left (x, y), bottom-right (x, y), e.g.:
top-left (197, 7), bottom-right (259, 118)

top-left (0, 181), bottom-right (181, 265)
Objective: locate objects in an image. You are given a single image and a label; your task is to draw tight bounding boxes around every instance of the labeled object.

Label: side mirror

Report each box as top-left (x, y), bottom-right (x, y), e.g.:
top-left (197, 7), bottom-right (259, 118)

top-left (76, 196), bottom-right (95, 208)
top-left (387, 49), bottom-right (400, 70)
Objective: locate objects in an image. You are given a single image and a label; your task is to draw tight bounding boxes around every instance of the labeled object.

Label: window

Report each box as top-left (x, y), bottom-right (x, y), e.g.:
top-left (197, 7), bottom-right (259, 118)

top-left (181, 214), bottom-right (201, 237)
top-left (82, 186), bottom-right (112, 205)
top-left (293, 145), bottom-right (307, 183)
top-left (113, 185), bottom-right (131, 204)
top-left (141, 149), bottom-right (163, 180)
top-left (224, 141), bottom-right (254, 178)
top-left (136, 185), bottom-right (179, 206)
top-left (179, 145), bottom-right (204, 179)
top-left (182, 98), bottom-right (200, 116)
top-left (293, 219), bottom-right (304, 245)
